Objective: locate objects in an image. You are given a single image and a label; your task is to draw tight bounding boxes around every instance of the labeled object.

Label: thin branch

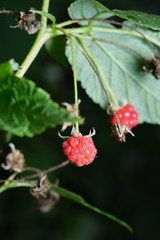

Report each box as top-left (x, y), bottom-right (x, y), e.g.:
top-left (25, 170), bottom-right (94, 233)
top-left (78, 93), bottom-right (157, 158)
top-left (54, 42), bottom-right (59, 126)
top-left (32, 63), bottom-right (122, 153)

top-left (22, 160), bottom-right (70, 180)
top-left (22, 166), bottom-right (42, 174)
top-left (0, 10), bottom-right (19, 14)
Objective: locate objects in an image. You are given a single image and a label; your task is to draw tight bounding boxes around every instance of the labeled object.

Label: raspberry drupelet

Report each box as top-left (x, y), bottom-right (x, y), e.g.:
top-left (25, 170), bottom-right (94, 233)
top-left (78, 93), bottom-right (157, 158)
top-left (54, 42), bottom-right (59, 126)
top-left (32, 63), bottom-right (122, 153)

top-left (110, 104), bottom-right (138, 131)
top-left (61, 128), bottom-right (97, 167)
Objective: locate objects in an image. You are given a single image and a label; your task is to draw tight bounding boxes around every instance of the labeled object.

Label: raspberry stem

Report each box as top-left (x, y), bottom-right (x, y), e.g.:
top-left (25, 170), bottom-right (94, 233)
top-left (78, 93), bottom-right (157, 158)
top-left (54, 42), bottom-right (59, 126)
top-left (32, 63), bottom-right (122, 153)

top-left (70, 38), bottom-right (79, 132)
top-left (55, 27), bottom-right (80, 132)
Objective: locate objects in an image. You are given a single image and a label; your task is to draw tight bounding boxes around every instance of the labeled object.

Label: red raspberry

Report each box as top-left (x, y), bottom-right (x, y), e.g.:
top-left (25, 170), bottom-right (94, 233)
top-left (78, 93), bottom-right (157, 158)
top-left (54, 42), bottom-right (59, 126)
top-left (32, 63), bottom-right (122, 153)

top-left (62, 137), bottom-right (97, 167)
top-left (110, 104), bottom-right (138, 130)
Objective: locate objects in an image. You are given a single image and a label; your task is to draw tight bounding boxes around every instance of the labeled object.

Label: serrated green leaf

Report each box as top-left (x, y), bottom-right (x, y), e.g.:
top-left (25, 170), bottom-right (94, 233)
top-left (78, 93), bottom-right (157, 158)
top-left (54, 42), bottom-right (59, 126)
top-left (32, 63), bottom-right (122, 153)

top-left (96, 1), bottom-right (160, 31)
top-left (0, 61), bottom-right (83, 137)
top-left (65, 22), bottom-right (160, 124)
top-left (68, 0), bottom-right (160, 31)
top-left (30, 10), bottom-right (56, 24)
top-left (50, 185), bottom-right (133, 233)
top-left (68, 0), bottom-right (114, 26)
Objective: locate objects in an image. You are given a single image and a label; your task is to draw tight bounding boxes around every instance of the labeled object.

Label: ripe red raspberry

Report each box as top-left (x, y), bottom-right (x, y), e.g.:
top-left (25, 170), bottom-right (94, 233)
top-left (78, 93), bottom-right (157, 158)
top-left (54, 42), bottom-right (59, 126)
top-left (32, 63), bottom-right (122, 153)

top-left (62, 136), bottom-right (97, 167)
top-left (110, 104), bottom-right (138, 130)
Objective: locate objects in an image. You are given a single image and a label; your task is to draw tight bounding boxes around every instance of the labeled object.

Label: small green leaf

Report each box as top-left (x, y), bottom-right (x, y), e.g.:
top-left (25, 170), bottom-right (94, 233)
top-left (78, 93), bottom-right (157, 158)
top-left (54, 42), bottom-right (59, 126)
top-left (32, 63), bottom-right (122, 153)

top-left (0, 61), bottom-right (83, 137)
top-left (96, 1), bottom-right (160, 30)
top-left (30, 10), bottom-right (56, 24)
top-left (50, 185), bottom-right (133, 233)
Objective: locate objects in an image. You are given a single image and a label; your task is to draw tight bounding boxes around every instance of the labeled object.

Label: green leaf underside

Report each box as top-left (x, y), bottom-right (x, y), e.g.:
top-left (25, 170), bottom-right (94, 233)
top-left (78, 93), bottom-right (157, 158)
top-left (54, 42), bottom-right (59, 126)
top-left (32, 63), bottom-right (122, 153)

top-left (68, 0), bottom-right (160, 30)
top-left (66, 1), bottom-right (160, 125)
top-left (68, 0), bottom-right (114, 26)
top-left (30, 10), bottom-right (56, 24)
top-left (96, 1), bottom-right (160, 31)
top-left (0, 180), bottom-right (132, 232)
top-left (0, 61), bottom-right (82, 137)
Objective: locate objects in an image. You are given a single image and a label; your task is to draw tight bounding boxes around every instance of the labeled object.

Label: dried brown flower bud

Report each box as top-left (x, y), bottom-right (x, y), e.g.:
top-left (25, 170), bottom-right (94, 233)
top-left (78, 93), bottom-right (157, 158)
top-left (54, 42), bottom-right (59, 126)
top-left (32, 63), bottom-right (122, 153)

top-left (61, 99), bottom-right (82, 131)
top-left (12, 8), bottom-right (42, 34)
top-left (143, 56), bottom-right (160, 80)
top-left (31, 176), bottom-right (60, 212)
top-left (1, 143), bottom-right (25, 172)
top-left (36, 191), bottom-right (60, 213)
top-left (30, 175), bottom-right (49, 198)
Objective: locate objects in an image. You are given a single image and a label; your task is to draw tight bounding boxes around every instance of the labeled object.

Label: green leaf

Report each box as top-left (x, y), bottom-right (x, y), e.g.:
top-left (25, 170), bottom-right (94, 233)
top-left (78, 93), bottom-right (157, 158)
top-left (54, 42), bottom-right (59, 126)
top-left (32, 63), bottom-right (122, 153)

top-left (30, 10), bottom-right (56, 24)
top-left (50, 185), bottom-right (133, 233)
top-left (0, 59), bottom-right (18, 78)
top-left (68, 0), bottom-right (114, 26)
top-left (0, 61), bottom-right (83, 137)
top-left (65, 22), bottom-right (160, 124)
top-left (0, 180), bottom-right (32, 194)
top-left (96, 1), bottom-right (160, 31)
top-left (68, 0), bottom-right (160, 30)
top-left (0, 179), bottom-right (133, 232)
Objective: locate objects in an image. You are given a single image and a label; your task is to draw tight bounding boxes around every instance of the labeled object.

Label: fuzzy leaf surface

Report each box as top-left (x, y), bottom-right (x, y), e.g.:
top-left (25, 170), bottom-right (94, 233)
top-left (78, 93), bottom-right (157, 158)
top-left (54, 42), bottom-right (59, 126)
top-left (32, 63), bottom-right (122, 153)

top-left (68, 0), bottom-right (160, 30)
top-left (68, 0), bottom-right (114, 26)
top-left (0, 61), bottom-right (82, 137)
top-left (65, 17), bottom-right (160, 124)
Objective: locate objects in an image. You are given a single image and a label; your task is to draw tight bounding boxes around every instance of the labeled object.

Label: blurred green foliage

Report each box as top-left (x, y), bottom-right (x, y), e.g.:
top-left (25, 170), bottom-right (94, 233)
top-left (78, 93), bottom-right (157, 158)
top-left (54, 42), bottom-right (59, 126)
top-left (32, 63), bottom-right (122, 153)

top-left (0, 0), bottom-right (160, 240)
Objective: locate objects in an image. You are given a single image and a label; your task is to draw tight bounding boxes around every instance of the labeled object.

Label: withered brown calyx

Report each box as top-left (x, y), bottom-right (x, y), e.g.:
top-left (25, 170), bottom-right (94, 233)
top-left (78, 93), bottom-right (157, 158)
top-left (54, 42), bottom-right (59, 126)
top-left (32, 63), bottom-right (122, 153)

top-left (150, 56), bottom-right (160, 80)
top-left (14, 8), bottom-right (43, 34)
top-left (143, 55), bottom-right (160, 80)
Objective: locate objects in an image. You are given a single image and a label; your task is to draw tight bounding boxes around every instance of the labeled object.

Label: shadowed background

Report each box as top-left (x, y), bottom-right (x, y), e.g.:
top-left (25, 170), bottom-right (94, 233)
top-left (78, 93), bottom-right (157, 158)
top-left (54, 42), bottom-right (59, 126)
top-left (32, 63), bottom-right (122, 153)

top-left (0, 0), bottom-right (160, 239)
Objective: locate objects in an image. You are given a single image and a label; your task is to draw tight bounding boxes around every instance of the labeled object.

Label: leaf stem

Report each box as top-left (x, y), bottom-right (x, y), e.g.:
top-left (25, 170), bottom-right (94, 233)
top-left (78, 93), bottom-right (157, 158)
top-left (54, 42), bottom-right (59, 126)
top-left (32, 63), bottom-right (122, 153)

top-left (70, 33), bottom-right (145, 61)
top-left (77, 37), bottom-right (119, 106)
top-left (15, 0), bottom-right (51, 78)
top-left (55, 27), bottom-right (80, 131)
top-left (63, 18), bottom-right (158, 57)
top-left (70, 39), bottom-right (79, 131)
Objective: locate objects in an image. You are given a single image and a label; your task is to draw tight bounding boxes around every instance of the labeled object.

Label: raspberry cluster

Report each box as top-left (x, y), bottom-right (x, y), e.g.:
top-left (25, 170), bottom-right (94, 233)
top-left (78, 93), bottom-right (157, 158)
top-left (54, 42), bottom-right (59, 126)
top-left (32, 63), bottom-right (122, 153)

top-left (62, 136), bottom-right (97, 167)
top-left (110, 104), bottom-right (138, 130)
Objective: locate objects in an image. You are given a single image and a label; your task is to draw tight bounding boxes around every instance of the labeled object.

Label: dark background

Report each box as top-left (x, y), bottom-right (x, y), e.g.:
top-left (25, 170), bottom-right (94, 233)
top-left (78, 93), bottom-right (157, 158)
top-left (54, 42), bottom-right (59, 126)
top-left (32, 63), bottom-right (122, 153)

top-left (0, 0), bottom-right (160, 239)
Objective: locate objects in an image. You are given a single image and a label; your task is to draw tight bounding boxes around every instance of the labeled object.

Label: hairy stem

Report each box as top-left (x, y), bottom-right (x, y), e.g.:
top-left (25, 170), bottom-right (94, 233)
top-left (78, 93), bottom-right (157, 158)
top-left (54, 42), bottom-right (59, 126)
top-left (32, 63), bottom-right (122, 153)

top-left (70, 39), bottom-right (79, 131)
top-left (15, 0), bottom-right (51, 78)
top-left (55, 27), bottom-right (80, 131)
top-left (40, 0), bottom-right (50, 33)
top-left (77, 37), bottom-right (119, 106)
